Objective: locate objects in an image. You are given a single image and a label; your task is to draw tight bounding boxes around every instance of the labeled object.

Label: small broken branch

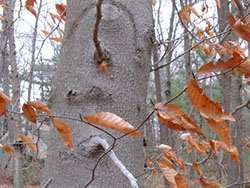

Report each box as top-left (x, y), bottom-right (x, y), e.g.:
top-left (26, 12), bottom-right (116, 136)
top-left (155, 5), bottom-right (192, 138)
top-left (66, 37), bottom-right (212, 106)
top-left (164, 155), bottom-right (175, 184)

top-left (93, 0), bottom-right (104, 63)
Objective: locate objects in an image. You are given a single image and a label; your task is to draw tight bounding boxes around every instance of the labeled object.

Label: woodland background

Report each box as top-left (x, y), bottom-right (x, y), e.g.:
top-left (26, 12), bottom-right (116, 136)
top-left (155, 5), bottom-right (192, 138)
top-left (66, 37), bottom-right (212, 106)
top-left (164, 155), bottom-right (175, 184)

top-left (0, 0), bottom-right (249, 187)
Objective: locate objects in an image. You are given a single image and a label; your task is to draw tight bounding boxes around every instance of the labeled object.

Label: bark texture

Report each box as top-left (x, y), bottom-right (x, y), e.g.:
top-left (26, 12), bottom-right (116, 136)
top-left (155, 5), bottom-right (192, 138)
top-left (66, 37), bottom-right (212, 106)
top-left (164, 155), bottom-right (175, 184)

top-left (42, 1), bottom-right (153, 187)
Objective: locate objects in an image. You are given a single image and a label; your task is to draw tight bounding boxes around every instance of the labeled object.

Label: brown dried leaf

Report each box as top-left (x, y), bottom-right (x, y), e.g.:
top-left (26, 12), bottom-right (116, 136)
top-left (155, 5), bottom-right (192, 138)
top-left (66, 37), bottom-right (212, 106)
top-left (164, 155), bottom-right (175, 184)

top-left (192, 42), bottom-right (198, 51)
top-left (205, 118), bottom-right (232, 148)
top-left (187, 79), bottom-right (235, 122)
top-left (26, 5), bottom-right (38, 19)
top-left (0, 144), bottom-right (14, 157)
top-left (175, 173), bottom-right (188, 188)
top-left (179, 9), bottom-right (192, 25)
top-left (162, 155), bottom-right (175, 168)
top-left (25, 0), bottom-right (36, 7)
top-left (209, 140), bottom-right (218, 156)
top-left (0, 93), bottom-right (13, 104)
top-left (237, 58), bottom-right (250, 78)
top-left (199, 176), bottom-right (223, 188)
top-left (247, 143), bottom-right (250, 150)
top-left (185, 5), bottom-right (200, 18)
top-left (0, 16), bottom-right (4, 21)
top-left (158, 160), bottom-right (177, 188)
top-left (180, 133), bottom-right (207, 157)
top-left (56, 3), bottom-right (66, 21)
top-left (201, 1), bottom-right (208, 13)
top-left (84, 112), bottom-right (141, 136)
top-left (146, 159), bottom-right (157, 174)
top-left (177, 158), bottom-right (186, 174)
top-left (229, 14), bottom-right (250, 42)
top-left (158, 144), bottom-right (178, 162)
top-left (0, 97), bottom-right (7, 117)
top-left (198, 141), bottom-right (211, 152)
top-left (18, 135), bottom-right (37, 153)
top-left (216, 141), bottom-right (239, 162)
top-left (50, 117), bottom-right (74, 150)
top-left (42, 30), bottom-right (50, 36)
top-left (27, 101), bottom-right (51, 114)
top-left (22, 104), bottom-right (36, 124)
top-left (214, 0), bottom-right (221, 9)
top-left (49, 37), bottom-right (63, 43)
top-left (193, 161), bottom-right (202, 175)
top-left (152, 0), bottom-right (156, 6)
top-left (155, 103), bottom-right (206, 139)
top-left (1, 1), bottom-right (6, 11)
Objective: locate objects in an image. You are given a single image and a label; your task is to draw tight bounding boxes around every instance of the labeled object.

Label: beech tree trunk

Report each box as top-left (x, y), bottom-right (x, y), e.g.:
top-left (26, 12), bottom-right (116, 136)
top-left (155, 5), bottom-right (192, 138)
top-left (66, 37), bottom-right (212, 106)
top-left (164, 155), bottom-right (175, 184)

top-left (42, 1), bottom-right (153, 187)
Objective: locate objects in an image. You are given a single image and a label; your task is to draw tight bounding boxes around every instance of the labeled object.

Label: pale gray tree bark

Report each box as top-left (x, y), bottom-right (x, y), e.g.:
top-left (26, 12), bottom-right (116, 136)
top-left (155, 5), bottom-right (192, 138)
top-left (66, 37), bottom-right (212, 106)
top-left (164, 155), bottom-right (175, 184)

top-left (6, 0), bottom-right (23, 187)
top-left (217, 1), bottom-right (244, 187)
top-left (42, 0), bottom-right (153, 187)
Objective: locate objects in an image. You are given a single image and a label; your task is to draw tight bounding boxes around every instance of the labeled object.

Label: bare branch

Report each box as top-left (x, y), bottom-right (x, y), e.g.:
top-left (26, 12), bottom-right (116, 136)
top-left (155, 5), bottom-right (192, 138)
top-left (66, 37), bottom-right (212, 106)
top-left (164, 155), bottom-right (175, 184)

top-left (231, 98), bottom-right (250, 115)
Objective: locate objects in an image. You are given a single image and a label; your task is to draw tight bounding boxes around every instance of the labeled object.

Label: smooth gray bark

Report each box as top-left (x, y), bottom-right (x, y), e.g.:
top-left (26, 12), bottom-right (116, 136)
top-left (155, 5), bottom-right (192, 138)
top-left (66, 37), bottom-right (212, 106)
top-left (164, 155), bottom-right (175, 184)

top-left (42, 1), bottom-right (153, 187)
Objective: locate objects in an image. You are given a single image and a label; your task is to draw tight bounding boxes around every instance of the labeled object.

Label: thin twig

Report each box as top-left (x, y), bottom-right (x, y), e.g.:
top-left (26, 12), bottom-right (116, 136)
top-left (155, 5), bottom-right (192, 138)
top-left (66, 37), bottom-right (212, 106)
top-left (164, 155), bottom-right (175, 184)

top-left (41, 178), bottom-right (53, 188)
top-left (231, 98), bottom-right (250, 115)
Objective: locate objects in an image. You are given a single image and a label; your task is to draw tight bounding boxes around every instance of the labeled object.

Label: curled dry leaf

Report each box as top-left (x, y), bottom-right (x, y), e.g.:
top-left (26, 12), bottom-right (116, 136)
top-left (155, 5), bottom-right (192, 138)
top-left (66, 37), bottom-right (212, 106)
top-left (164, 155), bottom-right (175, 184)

top-left (158, 160), bottom-right (177, 188)
top-left (146, 159), bottom-right (157, 174)
top-left (27, 101), bottom-right (51, 114)
top-left (193, 161), bottom-right (202, 175)
top-left (42, 30), bottom-right (50, 36)
top-left (179, 9), bottom-right (192, 25)
top-left (237, 58), bottom-right (250, 79)
top-left (213, 141), bottom-right (239, 162)
top-left (247, 143), bottom-right (250, 150)
top-left (50, 117), bottom-right (74, 150)
top-left (177, 158), bottom-right (186, 174)
top-left (22, 104), bottom-right (36, 124)
top-left (214, 0), bottom-right (221, 9)
top-left (185, 5), bottom-right (200, 18)
top-left (0, 92), bottom-right (13, 104)
top-left (197, 50), bottom-right (244, 76)
top-left (228, 14), bottom-right (250, 42)
top-left (25, 0), bottom-right (36, 7)
top-left (26, 5), bottom-right (38, 19)
top-left (199, 176), bottom-right (223, 188)
top-left (158, 144), bottom-right (178, 162)
top-left (180, 133), bottom-right (207, 157)
top-left (84, 112), bottom-right (141, 136)
top-left (0, 97), bottom-right (7, 117)
top-left (209, 140), bottom-right (218, 156)
top-left (204, 118), bottom-right (232, 148)
top-left (155, 103), bottom-right (206, 139)
top-left (1, 1), bottom-right (6, 11)
top-left (0, 93), bottom-right (13, 117)
top-left (18, 135), bottom-right (37, 153)
top-left (175, 173), bottom-right (188, 188)
top-left (55, 3), bottom-right (66, 21)
top-left (49, 37), bottom-right (63, 43)
top-left (162, 155), bottom-right (175, 168)
top-left (187, 79), bottom-right (234, 148)
top-left (0, 144), bottom-right (14, 158)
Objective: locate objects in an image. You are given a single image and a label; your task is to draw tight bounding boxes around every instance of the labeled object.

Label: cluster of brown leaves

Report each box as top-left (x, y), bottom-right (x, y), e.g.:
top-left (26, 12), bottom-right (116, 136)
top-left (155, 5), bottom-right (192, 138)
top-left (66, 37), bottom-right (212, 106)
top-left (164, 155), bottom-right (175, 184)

top-left (0, 96), bottom-right (74, 157)
top-left (24, 0), bottom-right (66, 43)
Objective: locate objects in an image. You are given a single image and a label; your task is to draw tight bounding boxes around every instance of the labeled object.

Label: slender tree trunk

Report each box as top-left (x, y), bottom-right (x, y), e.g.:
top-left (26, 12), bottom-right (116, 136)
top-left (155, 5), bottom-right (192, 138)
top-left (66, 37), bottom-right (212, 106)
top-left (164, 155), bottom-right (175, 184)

top-left (6, 0), bottom-right (23, 187)
top-left (42, 1), bottom-right (153, 187)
